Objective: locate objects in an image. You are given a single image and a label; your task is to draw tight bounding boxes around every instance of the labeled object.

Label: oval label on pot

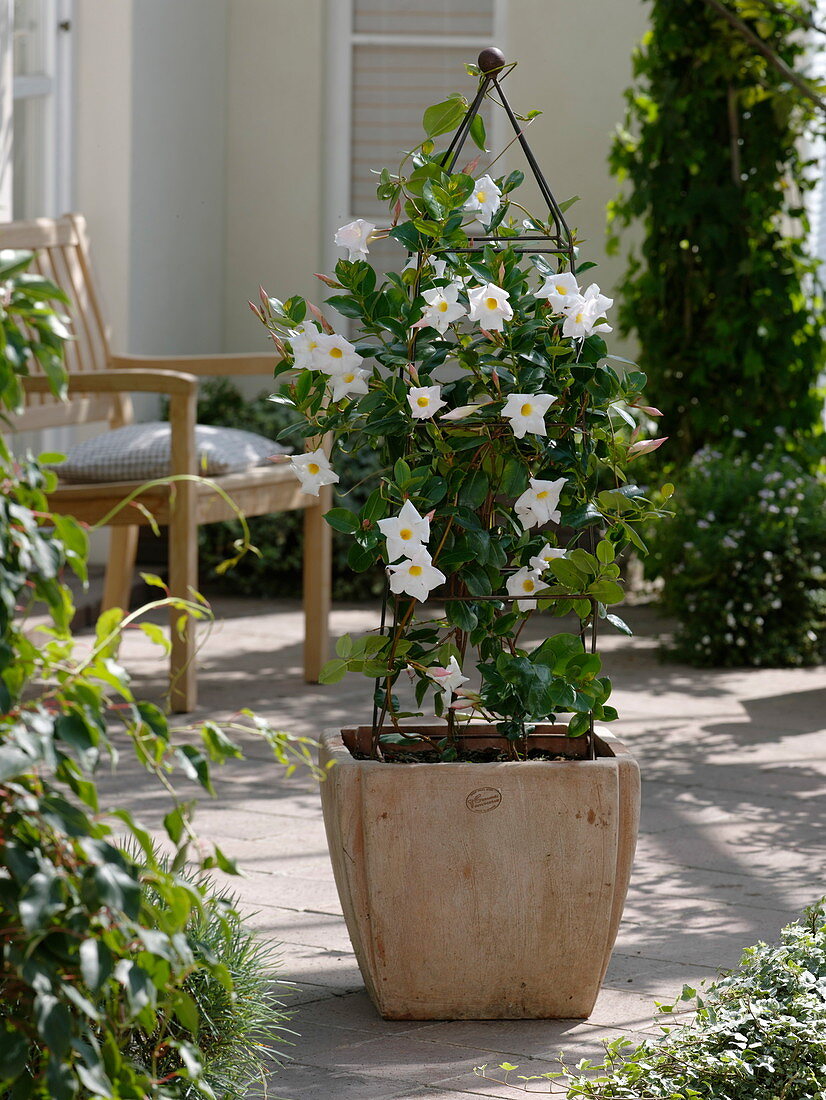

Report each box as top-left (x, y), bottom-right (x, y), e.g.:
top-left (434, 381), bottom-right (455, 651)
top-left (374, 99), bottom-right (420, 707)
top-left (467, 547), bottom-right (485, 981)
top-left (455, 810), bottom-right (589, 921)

top-left (466, 787), bottom-right (502, 813)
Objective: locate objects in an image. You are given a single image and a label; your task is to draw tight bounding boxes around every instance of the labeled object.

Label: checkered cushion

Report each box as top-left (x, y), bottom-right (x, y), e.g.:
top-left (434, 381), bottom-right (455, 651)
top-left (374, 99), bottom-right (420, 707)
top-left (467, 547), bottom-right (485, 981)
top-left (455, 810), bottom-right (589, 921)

top-left (55, 422), bottom-right (291, 484)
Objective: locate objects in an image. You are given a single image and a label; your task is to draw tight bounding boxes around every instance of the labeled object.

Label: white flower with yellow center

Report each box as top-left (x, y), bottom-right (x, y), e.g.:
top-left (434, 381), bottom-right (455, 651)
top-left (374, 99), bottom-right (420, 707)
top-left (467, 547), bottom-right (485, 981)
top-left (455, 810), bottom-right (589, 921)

top-left (329, 366), bottom-right (370, 403)
top-left (561, 284), bottom-right (613, 339)
top-left (426, 655), bottom-right (469, 694)
top-left (314, 332), bottom-right (363, 375)
top-left (529, 543), bottom-right (566, 572)
top-left (407, 385), bottom-right (446, 420)
top-left (387, 547), bottom-right (446, 602)
top-left (536, 271), bottom-right (580, 312)
top-left (290, 449), bottom-right (339, 497)
top-left (467, 283), bottom-right (513, 332)
top-left (514, 477), bottom-right (567, 530)
top-left (418, 284), bottom-right (467, 334)
top-left (378, 499), bottom-right (430, 562)
top-left (501, 392), bottom-right (557, 439)
top-left (289, 321), bottom-right (323, 371)
top-left (506, 566), bottom-right (544, 612)
top-left (465, 174), bottom-right (502, 223)
top-left (334, 218), bottom-right (376, 261)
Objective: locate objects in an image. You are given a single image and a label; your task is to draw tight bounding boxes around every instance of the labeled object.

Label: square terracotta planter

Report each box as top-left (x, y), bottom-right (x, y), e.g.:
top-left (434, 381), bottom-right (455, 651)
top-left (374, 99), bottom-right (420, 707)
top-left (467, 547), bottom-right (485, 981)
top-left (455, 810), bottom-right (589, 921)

top-left (319, 724), bottom-right (639, 1020)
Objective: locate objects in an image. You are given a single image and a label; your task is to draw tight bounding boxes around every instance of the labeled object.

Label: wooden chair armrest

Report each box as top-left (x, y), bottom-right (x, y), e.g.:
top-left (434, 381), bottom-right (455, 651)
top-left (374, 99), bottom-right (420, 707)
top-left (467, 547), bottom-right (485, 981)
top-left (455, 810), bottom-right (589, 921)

top-left (25, 370), bottom-right (199, 478)
top-left (23, 368), bottom-right (199, 397)
top-left (110, 352), bottom-right (280, 377)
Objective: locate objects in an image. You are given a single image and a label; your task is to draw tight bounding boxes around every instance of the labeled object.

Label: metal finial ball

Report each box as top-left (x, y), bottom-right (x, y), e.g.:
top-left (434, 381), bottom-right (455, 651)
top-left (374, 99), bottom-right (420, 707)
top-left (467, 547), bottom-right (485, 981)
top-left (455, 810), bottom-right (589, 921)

top-left (478, 48), bottom-right (506, 75)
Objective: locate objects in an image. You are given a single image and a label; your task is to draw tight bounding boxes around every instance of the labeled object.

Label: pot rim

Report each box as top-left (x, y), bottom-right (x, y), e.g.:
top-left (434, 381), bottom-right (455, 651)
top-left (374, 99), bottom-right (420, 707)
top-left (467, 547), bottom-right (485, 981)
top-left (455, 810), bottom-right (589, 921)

top-left (324, 723), bottom-right (629, 765)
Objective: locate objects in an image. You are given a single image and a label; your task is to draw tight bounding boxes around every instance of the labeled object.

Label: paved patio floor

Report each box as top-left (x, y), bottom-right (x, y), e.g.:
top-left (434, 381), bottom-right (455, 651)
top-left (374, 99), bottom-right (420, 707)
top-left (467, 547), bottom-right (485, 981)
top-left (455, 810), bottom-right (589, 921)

top-left (89, 596), bottom-right (826, 1099)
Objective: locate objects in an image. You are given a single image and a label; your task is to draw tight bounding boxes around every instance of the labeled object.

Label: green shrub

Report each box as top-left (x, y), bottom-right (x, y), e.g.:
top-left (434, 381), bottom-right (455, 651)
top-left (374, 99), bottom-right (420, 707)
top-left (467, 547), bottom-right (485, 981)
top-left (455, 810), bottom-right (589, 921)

top-left (127, 872), bottom-right (293, 1100)
top-left (609, 0), bottom-right (825, 466)
top-left (477, 899), bottom-right (826, 1098)
top-left (0, 254), bottom-right (315, 1098)
top-left (650, 441), bottom-right (826, 667)
top-left (184, 378), bottom-right (384, 600)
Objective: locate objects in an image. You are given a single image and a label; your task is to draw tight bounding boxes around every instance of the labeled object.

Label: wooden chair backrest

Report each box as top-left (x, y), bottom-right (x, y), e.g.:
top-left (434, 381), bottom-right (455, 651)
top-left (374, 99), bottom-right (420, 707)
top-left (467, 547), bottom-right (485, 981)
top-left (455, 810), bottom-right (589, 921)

top-left (0, 213), bottom-right (119, 432)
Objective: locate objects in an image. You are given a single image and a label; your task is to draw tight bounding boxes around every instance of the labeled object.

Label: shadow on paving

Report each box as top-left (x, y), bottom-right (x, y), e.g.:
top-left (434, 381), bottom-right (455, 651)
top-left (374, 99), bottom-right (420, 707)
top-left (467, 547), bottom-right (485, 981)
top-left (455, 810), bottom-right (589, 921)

top-left (77, 595), bottom-right (825, 1100)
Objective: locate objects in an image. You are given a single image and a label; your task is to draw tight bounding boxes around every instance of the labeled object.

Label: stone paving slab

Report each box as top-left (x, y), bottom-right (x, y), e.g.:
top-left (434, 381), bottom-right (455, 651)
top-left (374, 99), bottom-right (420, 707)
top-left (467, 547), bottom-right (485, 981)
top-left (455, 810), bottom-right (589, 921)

top-left (76, 598), bottom-right (826, 1100)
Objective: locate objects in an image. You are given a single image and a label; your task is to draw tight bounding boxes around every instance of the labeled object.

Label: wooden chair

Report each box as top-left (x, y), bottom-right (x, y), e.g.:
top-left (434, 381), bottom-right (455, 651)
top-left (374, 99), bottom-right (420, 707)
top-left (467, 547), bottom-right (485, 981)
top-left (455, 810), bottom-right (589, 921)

top-left (2, 213), bottom-right (331, 712)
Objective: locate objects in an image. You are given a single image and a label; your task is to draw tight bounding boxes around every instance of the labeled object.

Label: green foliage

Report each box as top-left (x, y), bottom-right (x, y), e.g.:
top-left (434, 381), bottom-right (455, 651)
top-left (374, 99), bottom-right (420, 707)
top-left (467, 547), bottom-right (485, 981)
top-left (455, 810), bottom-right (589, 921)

top-left (255, 80), bottom-right (671, 752)
top-left (477, 899), bottom-right (826, 1098)
top-left (609, 0), bottom-right (826, 465)
top-left (0, 256), bottom-right (315, 1097)
top-left (0, 249), bottom-right (71, 414)
top-left (127, 871), bottom-right (293, 1100)
top-left (650, 441), bottom-right (826, 667)
top-left (180, 378), bottom-right (385, 600)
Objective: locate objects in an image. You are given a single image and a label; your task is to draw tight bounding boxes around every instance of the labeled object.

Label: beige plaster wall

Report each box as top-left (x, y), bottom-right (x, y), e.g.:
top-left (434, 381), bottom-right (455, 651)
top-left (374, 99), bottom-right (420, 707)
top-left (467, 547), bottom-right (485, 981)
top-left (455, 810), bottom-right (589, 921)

top-left (506, 1), bottom-right (648, 339)
top-left (224, 0), bottom-right (326, 357)
top-left (74, 0), bottom-right (133, 349)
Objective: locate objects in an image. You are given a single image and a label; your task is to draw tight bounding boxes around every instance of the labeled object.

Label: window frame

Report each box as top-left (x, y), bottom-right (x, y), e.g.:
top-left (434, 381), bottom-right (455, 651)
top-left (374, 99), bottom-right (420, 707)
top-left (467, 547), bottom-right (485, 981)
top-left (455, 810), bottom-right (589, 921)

top-left (323, 0), bottom-right (507, 276)
top-left (10, 0), bottom-right (74, 218)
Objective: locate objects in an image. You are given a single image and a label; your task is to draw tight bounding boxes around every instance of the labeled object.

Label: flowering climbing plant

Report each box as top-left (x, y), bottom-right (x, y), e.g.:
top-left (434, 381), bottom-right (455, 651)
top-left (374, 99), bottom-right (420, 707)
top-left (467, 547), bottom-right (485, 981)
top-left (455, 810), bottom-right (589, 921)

top-left (253, 87), bottom-right (671, 759)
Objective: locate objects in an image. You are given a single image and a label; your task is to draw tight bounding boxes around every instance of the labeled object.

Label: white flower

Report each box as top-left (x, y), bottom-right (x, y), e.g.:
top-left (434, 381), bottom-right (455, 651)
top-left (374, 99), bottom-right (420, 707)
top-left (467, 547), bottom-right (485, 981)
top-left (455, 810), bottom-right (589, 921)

top-left (561, 284), bottom-right (613, 338)
top-left (467, 283), bottom-right (513, 332)
top-left (506, 566), bottom-right (544, 612)
top-left (536, 271), bottom-right (580, 312)
top-left (407, 385), bottom-right (446, 420)
top-left (387, 547), bottom-right (446, 602)
top-left (583, 283), bottom-right (613, 317)
top-left (313, 332), bottom-right (363, 375)
top-left (378, 499), bottom-right (430, 562)
top-left (529, 543), bottom-right (566, 572)
top-left (426, 655), bottom-right (469, 694)
top-left (501, 392), bottom-right (557, 439)
top-left (514, 477), bottom-right (566, 530)
top-left (290, 449), bottom-right (339, 497)
top-left (329, 366), bottom-right (370, 402)
top-left (440, 398), bottom-right (494, 421)
top-left (465, 174), bottom-right (502, 223)
top-left (289, 321), bottom-right (323, 371)
top-left (419, 284), bottom-right (467, 333)
top-left (404, 256), bottom-right (448, 279)
top-left (334, 218), bottom-right (376, 261)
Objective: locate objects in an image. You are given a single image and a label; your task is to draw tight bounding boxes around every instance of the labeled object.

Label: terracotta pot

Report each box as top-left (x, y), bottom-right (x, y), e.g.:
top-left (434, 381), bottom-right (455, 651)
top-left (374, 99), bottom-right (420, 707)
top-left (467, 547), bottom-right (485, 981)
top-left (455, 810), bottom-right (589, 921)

top-left (319, 724), bottom-right (640, 1020)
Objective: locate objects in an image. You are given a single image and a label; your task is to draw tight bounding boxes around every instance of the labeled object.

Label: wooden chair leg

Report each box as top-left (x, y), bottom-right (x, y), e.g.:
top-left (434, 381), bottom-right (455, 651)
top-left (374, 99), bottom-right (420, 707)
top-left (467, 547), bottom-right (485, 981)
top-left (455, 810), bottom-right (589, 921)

top-left (168, 502), bottom-right (198, 713)
top-left (102, 525), bottom-right (139, 612)
top-left (303, 487), bottom-right (332, 682)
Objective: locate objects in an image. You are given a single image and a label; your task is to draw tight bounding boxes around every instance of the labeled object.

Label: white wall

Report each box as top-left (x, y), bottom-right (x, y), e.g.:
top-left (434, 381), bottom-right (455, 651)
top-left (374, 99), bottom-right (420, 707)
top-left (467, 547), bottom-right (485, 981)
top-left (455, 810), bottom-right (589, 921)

top-left (0, 0), bottom-right (13, 220)
top-left (507, 1), bottom-right (649, 337)
top-left (224, 0), bottom-right (326, 359)
top-left (76, 0), bottom-right (228, 357)
top-left (130, 0), bottom-right (227, 354)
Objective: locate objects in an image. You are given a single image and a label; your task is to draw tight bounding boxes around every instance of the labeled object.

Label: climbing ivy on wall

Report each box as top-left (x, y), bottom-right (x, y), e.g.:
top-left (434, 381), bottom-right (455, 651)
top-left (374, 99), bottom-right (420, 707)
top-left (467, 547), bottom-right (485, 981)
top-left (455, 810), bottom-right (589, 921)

top-left (609, 0), bottom-right (826, 466)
